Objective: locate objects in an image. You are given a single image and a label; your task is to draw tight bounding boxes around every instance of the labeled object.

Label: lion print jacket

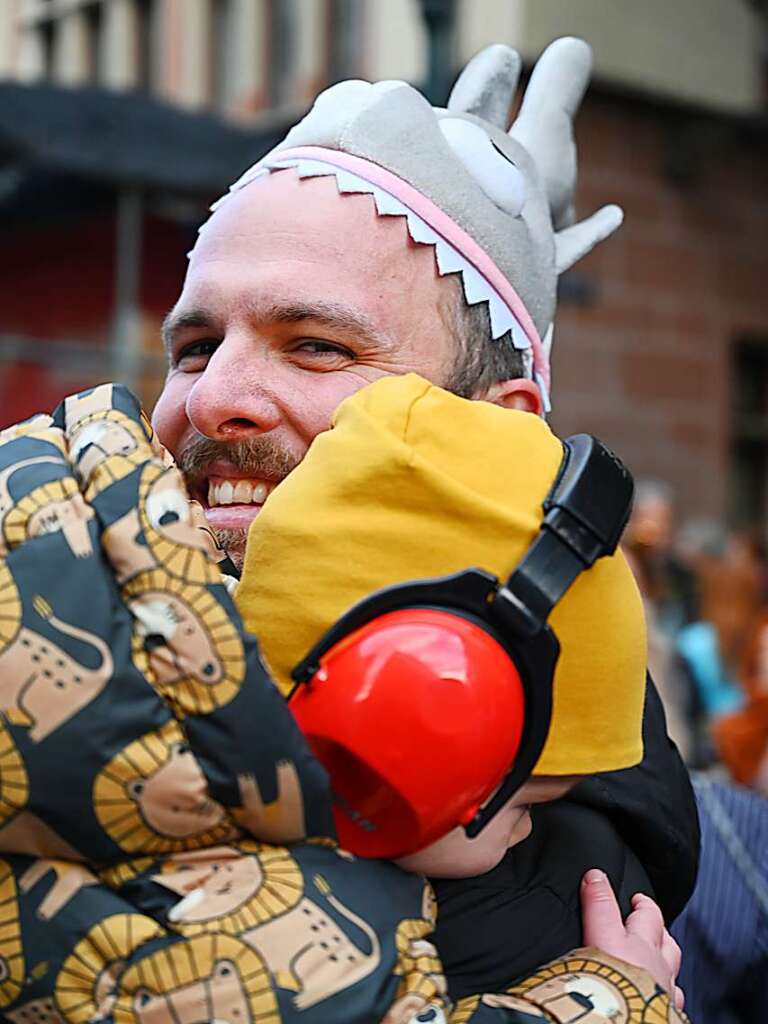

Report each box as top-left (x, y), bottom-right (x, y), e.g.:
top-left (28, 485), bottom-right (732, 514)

top-left (0, 385), bottom-right (687, 1024)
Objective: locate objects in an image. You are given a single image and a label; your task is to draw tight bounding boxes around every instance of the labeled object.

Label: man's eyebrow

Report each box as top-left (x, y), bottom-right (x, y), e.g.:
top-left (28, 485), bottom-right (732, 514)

top-left (254, 300), bottom-right (391, 348)
top-left (161, 309), bottom-right (216, 352)
top-left (161, 300), bottom-right (393, 352)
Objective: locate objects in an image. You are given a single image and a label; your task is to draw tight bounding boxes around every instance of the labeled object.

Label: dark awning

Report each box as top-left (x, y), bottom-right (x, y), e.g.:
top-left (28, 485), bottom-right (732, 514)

top-left (0, 80), bottom-right (289, 194)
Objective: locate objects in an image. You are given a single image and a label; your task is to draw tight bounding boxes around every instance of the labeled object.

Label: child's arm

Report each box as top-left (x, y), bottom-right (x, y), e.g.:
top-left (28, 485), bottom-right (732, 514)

top-left (0, 384), bottom-right (334, 867)
top-left (449, 873), bottom-right (690, 1024)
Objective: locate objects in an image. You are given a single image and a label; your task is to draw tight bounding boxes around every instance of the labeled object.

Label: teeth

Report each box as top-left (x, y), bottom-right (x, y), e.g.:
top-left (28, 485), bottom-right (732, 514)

top-left (207, 479), bottom-right (271, 507)
top-left (233, 480), bottom-right (252, 503)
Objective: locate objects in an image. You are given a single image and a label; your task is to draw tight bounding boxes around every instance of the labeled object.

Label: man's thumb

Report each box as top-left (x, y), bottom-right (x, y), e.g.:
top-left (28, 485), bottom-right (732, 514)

top-left (581, 869), bottom-right (624, 946)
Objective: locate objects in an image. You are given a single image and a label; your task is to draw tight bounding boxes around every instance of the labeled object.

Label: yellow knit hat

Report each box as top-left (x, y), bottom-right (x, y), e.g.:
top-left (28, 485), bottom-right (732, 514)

top-left (238, 374), bottom-right (646, 775)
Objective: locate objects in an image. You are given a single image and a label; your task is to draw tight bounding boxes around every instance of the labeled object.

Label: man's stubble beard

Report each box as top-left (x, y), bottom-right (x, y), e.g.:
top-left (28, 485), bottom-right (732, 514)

top-left (176, 434), bottom-right (302, 574)
top-left (211, 527), bottom-right (249, 574)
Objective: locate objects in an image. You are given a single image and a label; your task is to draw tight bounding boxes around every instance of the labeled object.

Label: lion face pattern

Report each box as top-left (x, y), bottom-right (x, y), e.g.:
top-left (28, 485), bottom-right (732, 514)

top-left (160, 849), bottom-right (268, 924)
top-left (65, 385), bottom-right (150, 499)
top-left (93, 721), bottom-right (236, 854)
top-left (112, 935), bottom-right (278, 1024)
top-left (132, 959), bottom-right (251, 1024)
top-left (122, 571), bottom-right (244, 717)
top-left (55, 913), bottom-right (165, 1024)
top-left (130, 591), bottom-right (223, 687)
top-left (104, 464), bottom-right (220, 587)
top-left (511, 958), bottom-right (649, 1024)
top-left (130, 742), bottom-right (227, 839)
top-left (25, 489), bottom-right (94, 558)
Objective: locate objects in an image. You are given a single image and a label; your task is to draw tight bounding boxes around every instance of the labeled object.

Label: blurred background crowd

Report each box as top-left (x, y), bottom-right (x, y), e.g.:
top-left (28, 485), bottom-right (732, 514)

top-left (0, 0), bottom-right (767, 795)
top-left (625, 482), bottom-right (768, 791)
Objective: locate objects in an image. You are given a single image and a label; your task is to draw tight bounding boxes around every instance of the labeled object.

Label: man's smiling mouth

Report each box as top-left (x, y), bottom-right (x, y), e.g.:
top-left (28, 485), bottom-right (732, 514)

top-left (177, 446), bottom-right (299, 557)
top-left (206, 476), bottom-right (276, 508)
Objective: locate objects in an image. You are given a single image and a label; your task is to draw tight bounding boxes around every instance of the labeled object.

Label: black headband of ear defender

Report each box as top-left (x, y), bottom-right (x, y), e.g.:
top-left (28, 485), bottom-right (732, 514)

top-left (291, 434), bottom-right (634, 839)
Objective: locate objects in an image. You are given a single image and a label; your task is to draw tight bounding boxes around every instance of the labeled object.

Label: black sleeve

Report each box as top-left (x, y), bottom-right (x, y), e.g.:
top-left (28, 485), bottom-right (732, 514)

top-left (566, 672), bottom-right (701, 923)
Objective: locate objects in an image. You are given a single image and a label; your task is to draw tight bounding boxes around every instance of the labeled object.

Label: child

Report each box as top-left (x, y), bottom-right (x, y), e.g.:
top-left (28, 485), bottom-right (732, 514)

top-left (239, 373), bottom-right (687, 1016)
top-left (0, 380), bottom-right (686, 1023)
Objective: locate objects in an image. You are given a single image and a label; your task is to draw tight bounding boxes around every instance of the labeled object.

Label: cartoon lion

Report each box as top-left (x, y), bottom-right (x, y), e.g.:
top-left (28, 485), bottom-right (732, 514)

top-left (93, 720), bottom-right (238, 854)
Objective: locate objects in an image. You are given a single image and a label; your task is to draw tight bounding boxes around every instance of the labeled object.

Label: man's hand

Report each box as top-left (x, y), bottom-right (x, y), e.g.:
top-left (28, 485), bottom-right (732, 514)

top-left (581, 868), bottom-right (684, 1010)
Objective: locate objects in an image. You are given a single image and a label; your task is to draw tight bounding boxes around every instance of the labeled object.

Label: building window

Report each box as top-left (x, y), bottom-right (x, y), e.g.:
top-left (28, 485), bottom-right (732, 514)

top-left (82, 0), bottom-right (102, 83)
top-left (136, 0), bottom-right (158, 92)
top-left (22, 0), bottom-right (105, 86)
top-left (326, 0), bottom-right (364, 84)
top-left (37, 17), bottom-right (55, 78)
top-left (729, 337), bottom-right (768, 531)
top-left (266, 0), bottom-right (297, 107)
top-left (210, 0), bottom-right (237, 110)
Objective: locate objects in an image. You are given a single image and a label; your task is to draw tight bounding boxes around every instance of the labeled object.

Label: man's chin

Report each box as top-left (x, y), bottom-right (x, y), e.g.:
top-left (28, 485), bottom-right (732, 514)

top-left (205, 505), bottom-right (265, 575)
top-left (210, 527), bottom-right (249, 575)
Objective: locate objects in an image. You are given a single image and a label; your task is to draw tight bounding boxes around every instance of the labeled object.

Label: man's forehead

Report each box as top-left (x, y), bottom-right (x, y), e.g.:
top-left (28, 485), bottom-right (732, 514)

top-left (177, 169), bottom-right (455, 336)
top-left (191, 170), bottom-right (388, 263)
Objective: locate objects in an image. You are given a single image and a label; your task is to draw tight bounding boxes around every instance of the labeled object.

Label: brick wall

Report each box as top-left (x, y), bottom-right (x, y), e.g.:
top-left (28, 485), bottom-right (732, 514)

top-left (550, 92), bottom-right (768, 526)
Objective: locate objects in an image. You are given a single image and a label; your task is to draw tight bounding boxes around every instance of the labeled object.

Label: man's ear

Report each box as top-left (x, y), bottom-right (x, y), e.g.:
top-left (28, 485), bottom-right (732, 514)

top-left (482, 378), bottom-right (543, 415)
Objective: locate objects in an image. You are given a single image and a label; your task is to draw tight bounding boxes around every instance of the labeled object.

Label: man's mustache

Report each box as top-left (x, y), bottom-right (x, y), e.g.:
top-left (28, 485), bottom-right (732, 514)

top-left (176, 435), bottom-right (301, 484)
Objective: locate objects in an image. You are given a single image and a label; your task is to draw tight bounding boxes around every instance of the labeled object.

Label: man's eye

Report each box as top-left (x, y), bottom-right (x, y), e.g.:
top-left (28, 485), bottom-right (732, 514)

top-left (173, 340), bottom-right (220, 368)
top-left (295, 340), bottom-right (354, 357)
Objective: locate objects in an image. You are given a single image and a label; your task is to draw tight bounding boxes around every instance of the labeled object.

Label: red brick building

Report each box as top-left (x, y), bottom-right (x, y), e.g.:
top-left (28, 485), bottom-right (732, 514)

top-left (552, 89), bottom-right (768, 529)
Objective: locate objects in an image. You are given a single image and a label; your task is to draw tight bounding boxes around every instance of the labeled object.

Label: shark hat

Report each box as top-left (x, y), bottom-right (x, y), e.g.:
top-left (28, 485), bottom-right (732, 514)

top-left (202, 37), bottom-right (623, 412)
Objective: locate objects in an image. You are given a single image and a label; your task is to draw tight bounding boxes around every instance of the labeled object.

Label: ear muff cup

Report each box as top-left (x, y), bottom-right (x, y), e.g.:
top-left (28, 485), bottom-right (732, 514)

top-left (289, 607), bottom-right (527, 858)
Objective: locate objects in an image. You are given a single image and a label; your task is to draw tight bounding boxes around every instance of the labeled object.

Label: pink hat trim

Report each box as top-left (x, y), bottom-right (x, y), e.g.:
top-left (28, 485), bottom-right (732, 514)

top-left (268, 146), bottom-right (549, 394)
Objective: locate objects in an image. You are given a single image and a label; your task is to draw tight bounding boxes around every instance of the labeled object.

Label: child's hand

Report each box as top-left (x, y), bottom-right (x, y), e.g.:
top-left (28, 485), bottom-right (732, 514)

top-left (580, 868), bottom-right (684, 1010)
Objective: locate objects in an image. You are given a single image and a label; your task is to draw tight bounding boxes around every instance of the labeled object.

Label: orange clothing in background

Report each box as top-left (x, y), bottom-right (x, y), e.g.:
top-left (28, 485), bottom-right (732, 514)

top-left (714, 613), bottom-right (768, 786)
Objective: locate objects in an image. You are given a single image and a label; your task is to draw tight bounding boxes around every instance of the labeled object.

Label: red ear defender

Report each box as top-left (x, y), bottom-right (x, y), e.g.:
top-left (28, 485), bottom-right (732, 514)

top-left (289, 435), bottom-right (635, 859)
top-left (289, 607), bottom-right (526, 859)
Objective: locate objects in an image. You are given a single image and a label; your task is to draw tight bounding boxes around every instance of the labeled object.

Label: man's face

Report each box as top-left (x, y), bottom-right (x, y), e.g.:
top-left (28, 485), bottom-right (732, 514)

top-left (152, 171), bottom-right (458, 567)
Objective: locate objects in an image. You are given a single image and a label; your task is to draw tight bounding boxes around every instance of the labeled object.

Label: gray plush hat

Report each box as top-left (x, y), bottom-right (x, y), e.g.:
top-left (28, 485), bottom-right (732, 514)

top-left (208, 37), bottom-right (623, 411)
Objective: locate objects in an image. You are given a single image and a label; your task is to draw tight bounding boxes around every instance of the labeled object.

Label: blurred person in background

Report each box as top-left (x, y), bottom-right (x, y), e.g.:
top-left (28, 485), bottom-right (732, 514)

top-left (624, 483), bottom-right (700, 764)
top-left (713, 610), bottom-right (768, 796)
top-left (674, 529), bottom-right (763, 765)
top-left (624, 480), bottom-right (698, 638)
top-left (623, 541), bottom-right (694, 763)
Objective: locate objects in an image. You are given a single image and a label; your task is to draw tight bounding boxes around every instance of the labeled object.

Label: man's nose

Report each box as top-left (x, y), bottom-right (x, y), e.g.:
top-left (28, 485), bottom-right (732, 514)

top-left (185, 338), bottom-right (282, 441)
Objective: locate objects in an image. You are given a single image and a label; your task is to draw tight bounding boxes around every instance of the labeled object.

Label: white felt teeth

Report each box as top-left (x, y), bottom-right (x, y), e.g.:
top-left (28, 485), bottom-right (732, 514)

top-left (404, 212), bottom-right (442, 246)
top-left (487, 293), bottom-right (516, 338)
top-left (259, 156), bottom-right (534, 356)
top-left (460, 264), bottom-right (488, 306)
top-left (210, 167), bottom-right (269, 211)
top-left (372, 187), bottom-right (406, 217)
top-left (542, 324), bottom-right (554, 359)
top-left (331, 168), bottom-right (364, 193)
top-left (433, 243), bottom-right (466, 276)
top-left (536, 371), bottom-right (550, 413)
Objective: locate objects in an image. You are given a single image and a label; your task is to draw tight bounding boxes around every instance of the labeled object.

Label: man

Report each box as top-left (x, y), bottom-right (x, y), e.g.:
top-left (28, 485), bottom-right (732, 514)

top-left (151, 34), bottom-right (698, 917)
